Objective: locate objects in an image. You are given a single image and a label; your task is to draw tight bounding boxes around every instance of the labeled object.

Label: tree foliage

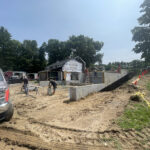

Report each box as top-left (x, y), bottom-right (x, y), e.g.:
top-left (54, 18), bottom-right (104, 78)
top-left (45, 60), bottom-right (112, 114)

top-left (0, 26), bottom-right (104, 72)
top-left (0, 26), bottom-right (47, 72)
top-left (46, 35), bottom-right (104, 67)
top-left (104, 60), bottom-right (146, 74)
top-left (46, 39), bottom-right (69, 65)
top-left (132, 0), bottom-right (150, 64)
top-left (67, 35), bottom-right (104, 67)
top-left (38, 42), bottom-right (47, 71)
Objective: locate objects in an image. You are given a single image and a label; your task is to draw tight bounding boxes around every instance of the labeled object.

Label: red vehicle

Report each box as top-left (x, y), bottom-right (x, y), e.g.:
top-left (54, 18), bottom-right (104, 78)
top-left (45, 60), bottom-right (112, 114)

top-left (4, 71), bottom-right (13, 81)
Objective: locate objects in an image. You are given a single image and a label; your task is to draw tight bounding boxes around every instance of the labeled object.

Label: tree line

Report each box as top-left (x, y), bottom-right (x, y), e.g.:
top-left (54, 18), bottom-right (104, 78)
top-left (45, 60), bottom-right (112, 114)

top-left (0, 27), bottom-right (47, 72)
top-left (104, 60), bottom-right (146, 72)
top-left (0, 26), bottom-right (104, 73)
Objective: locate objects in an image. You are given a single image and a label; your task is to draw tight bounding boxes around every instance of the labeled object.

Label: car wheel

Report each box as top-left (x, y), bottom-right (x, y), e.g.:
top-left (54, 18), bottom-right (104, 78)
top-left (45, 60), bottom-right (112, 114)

top-left (4, 103), bottom-right (14, 121)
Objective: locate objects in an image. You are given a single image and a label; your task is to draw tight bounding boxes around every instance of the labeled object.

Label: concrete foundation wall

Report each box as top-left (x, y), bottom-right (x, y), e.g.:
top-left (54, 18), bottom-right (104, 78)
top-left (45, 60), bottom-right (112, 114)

top-left (70, 69), bottom-right (128, 101)
top-left (89, 72), bottom-right (104, 84)
top-left (39, 81), bottom-right (49, 87)
top-left (104, 69), bottom-right (127, 86)
top-left (70, 84), bottom-right (105, 101)
top-left (39, 80), bottom-right (81, 86)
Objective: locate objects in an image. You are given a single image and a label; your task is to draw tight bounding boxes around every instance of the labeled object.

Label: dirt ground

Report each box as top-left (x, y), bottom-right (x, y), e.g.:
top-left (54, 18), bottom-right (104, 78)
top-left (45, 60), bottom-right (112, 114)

top-left (0, 75), bottom-right (150, 150)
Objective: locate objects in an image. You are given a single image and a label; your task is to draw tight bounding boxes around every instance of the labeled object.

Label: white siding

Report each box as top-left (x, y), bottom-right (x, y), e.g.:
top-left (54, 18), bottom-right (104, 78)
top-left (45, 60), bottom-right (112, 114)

top-left (62, 60), bottom-right (82, 73)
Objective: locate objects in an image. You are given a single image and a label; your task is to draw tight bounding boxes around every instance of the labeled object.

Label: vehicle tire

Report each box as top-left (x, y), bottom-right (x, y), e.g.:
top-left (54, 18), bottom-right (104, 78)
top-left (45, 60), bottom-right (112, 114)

top-left (4, 103), bottom-right (14, 121)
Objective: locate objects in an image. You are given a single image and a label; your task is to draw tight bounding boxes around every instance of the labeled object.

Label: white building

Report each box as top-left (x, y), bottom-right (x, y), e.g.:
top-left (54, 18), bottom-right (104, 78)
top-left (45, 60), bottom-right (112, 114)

top-left (39, 57), bottom-right (86, 83)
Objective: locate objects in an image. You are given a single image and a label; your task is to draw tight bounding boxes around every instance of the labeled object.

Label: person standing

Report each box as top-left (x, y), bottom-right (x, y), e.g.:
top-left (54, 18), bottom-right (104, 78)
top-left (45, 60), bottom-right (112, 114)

top-left (47, 78), bottom-right (57, 96)
top-left (23, 76), bottom-right (29, 95)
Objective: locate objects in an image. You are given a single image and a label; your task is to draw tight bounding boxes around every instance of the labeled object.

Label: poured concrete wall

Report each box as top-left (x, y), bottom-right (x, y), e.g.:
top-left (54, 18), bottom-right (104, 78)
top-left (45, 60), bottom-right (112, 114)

top-left (89, 72), bottom-right (104, 84)
top-left (39, 81), bottom-right (49, 87)
top-left (104, 69), bottom-right (127, 86)
top-left (70, 69), bottom-right (128, 101)
top-left (39, 80), bottom-right (81, 86)
top-left (70, 84), bottom-right (105, 101)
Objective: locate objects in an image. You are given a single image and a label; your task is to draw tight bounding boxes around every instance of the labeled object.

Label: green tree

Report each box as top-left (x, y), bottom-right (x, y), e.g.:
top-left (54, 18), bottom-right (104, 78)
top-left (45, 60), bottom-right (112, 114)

top-left (132, 0), bottom-right (150, 65)
top-left (38, 42), bottom-right (47, 71)
top-left (20, 40), bottom-right (39, 72)
top-left (46, 39), bottom-right (70, 64)
top-left (95, 53), bottom-right (103, 65)
top-left (9, 40), bottom-right (22, 70)
top-left (0, 27), bottom-right (11, 69)
top-left (0, 26), bottom-right (46, 72)
top-left (46, 35), bottom-right (104, 67)
top-left (0, 26), bottom-right (104, 72)
top-left (0, 27), bottom-right (20, 71)
top-left (67, 35), bottom-right (104, 67)
top-left (105, 63), bottom-right (112, 71)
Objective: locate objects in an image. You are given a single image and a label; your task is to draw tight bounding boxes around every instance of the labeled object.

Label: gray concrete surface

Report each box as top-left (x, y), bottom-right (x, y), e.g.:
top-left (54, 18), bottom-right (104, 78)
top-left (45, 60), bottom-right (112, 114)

top-left (70, 70), bottom-right (128, 101)
top-left (70, 84), bottom-right (105, 101)
top-left (39, 81), bottom-right (49, 87)
top-left (104, 69), bottom-right (127, 86)
top-left (89, 72), bottom-right (104, 84)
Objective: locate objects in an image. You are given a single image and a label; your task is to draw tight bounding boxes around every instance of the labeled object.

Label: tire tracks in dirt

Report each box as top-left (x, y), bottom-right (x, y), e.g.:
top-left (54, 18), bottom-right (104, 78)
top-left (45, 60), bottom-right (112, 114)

top-left (28, 119), bottom-right (150, 149)
top-left (28, 118), bottom-right (121, 134)
top-left (0, 126), bottom-right (109, 150)
top-left (0, 126), bottom-right (51, 150)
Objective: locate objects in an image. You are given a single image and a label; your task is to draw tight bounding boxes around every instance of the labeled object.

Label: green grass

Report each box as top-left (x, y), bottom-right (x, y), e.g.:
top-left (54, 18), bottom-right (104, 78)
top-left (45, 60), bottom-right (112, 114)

top-left (117, 102), bottom-right (150, 131)
top-left (146, 82), bottom-right (150, 91)
top-left (114, 140), bottom-right (122, 150)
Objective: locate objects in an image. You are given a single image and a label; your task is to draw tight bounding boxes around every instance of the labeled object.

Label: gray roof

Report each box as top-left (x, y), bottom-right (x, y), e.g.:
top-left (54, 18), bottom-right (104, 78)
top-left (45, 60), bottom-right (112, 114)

top-left (46, 59), bottom-right (70, 70)
top-left (46, 57), bottom-right (86, 71)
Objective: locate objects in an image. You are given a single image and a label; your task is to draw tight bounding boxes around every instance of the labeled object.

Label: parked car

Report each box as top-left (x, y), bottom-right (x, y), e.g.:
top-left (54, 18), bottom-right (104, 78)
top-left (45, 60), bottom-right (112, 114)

top-left (4, 71), bottom-right (25, 84)
top-left (0, 68), bottom-right (14, 121)
top-left (8, 75), bottom-right (23, 84)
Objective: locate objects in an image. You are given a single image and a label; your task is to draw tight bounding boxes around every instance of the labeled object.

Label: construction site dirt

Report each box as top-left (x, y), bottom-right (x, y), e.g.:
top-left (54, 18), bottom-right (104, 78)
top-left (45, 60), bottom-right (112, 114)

top-left (0, 75), bottom-right (150, 150)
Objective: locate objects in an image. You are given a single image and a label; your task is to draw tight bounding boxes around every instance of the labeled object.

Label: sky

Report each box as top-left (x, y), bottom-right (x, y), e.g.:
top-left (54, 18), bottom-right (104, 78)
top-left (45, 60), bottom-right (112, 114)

top-left (0, 0), bottom-right (144, 64)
